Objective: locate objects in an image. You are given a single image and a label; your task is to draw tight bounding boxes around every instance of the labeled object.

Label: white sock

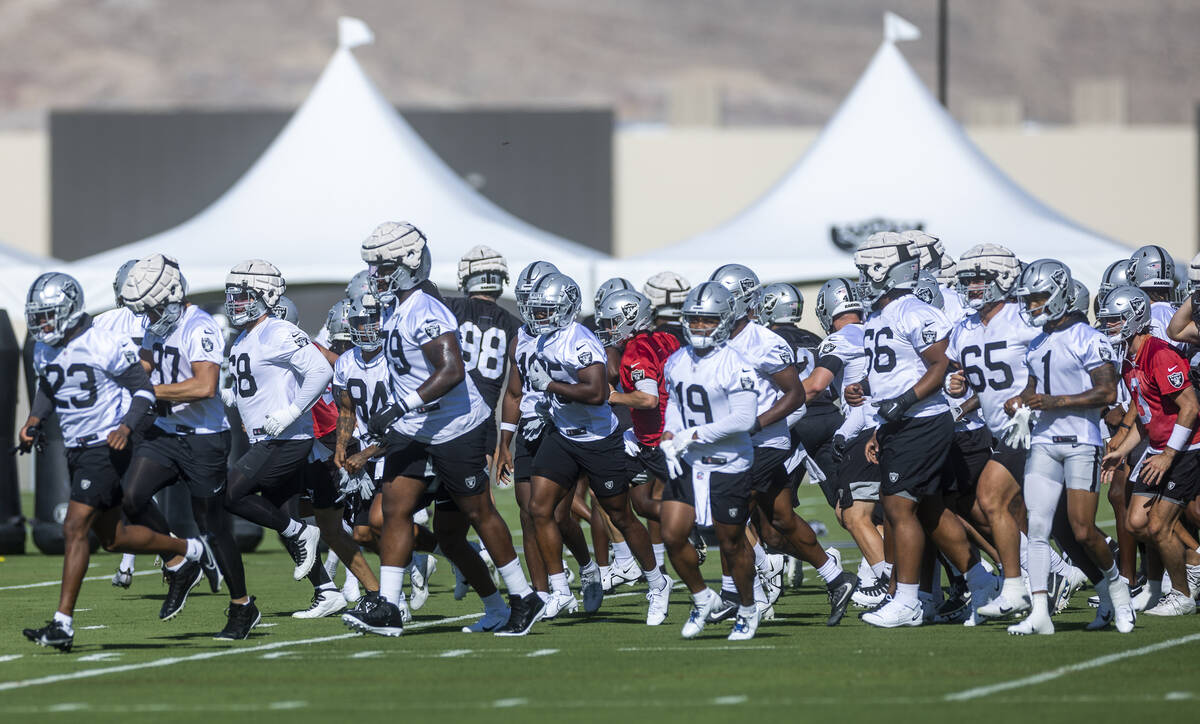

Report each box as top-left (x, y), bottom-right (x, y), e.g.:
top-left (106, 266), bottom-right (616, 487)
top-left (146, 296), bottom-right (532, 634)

top-left (1103, 563), bottom-right (1121, 586)
top-left (737, 603), bottom-right (756, 618)
top-left (184, 538), bottom-right (203, 562)
top-left (581, 560), bottom-right (599, 574)
top-left (752, 576), bottom-right (765, 602)
top-left (344, 568), bottom-right (359, 591)
top-left (613, 541), bottom-right (633, 564)
top-left (537, 591), bottom-right (550, 603)
top-left (482, 591), bottom-right (506, 613)
top-left (816, 555), bottom-right (841, 585)
top-left (54, 611), bottom-right (73, 632)
top-left (644, 565), bottom-right (666, 590)
top-left (119, 553), bottom-right (136, 572)
top-left (652, 543), bottom-right (665, 569)
top-left (721, 575), bottom-right (736, 594)
top-left (549, 572), bottom-right (570, 596)
top-left (497, 558), bottom-right (534, 598)
top-left (753, 542), bottom-right (767, 569)
top-left (870, 561), bottom-right (888, 579)
top-left (1002, 576), bottom-right (1025, 601)
top-left (691, 587), bottom-right (712, 604)
top-left (1030, 591), bottom-right (1049, 619)
top-left (895, 582), bottom-right (919, 604)
top-left (882, 562), bottom-right (894, 578)
top-left (282, 519), bottom-right (303, 538)
top-left (380, 566), bottom-right (405, 605)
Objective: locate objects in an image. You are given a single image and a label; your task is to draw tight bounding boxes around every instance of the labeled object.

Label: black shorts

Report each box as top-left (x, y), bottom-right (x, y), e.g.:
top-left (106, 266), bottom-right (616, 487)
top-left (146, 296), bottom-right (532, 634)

top-left (67, 444), bottom-right (131, 509)
top-left (636, 443), bottom-right (670, 483)
top-left (1131, 448), bottom-right (1200, 504)
top-left (989, 439), bottom-right (1026, 483)
top-left (837, 429), bottom-right (881, 508)
top-left (878, 413), bottom-right (954, 500)
top-left (513, 418), bottom-right (545, 483)
top-left (305, 456), bottom-right (341, 509)
top-left (942, 426), bottom-right (993, 495)
top-left (382, 423), bottom-right (490, 499)
top-left (132, 427), bottom-right (231, 498)
top-left (792, 409), bottom-right (843, 507)
top-left (233, 438), bottom-right (313, 492)
top-left (533, 428), bottom-right (629, 497)
top-left (749, 445), bottom-right (792, 495)
top-left (484, 421), bottom-right (498, 457)
top-left (662, 465), bottom-right (752, 526)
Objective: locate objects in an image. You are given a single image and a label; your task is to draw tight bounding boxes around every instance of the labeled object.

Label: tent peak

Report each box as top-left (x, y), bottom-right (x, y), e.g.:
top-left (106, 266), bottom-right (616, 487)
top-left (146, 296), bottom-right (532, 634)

top-left (338, 16), bottom-right (374, 49)
top-left (883, 11), bottom-right (921, 43)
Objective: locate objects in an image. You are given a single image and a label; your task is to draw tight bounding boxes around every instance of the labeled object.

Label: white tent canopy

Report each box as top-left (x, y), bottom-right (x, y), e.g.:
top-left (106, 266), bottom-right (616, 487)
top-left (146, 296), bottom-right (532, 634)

top-left (68, 19), bottom-right (603, 313)
top-left (597, 38), bottom-right (1132, 290)
top-left (0, 243), bottom-right (57, 321)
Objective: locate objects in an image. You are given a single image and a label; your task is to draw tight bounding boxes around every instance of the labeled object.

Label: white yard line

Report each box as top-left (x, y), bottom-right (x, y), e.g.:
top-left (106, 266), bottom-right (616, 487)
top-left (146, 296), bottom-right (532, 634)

top-left (0, 570), bottom-right (159, 591)
top-left (944, 633), bottom-right (1200, 701)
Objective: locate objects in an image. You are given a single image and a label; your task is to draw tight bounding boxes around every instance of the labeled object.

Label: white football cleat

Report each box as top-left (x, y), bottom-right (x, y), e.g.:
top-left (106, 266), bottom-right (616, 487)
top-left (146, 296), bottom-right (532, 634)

top-left (727, 606), bottom-right (760, 641)
top-left (1006, 611), bottom-right (1054, 635)
top-left (1144, 589), bottom-right (1197, 616)
top-left (1108, 577), bottom-right (1136, 633)
top-left (1130, 584), bottom-right (1153, 613)
top-left (1186, 564), bottom-right (1200, 601)
top-left (111, 568), bottom-right (133, 589)
top-left (293, 588), bottom-right (347, 619)
top-left (542, 591), bottom-right (579, 620)
top-left (289, 525), bottom-right (322, 581)
top-left (610, 557), bottom-right (642, 588)
top-left (580, 562), bottom-right (604, 613)
top-left (409, 561), bottom-right (430, 611)
top-left (600, 565), bottom-right (613, 593)
top-left (976, 592), bottom-right (1031, 620)
top-left (862, 597), bottom-right (923, 628)
top-left (478, 548), bottom-right (501, 589)
top-left (759, 553), bottom-right (786, 605)
top-left (563, 562), bottom-right (576, 587)
top-left (646, 578), bottom-right (671, 626)
top-left (681, 589), bottom-right (720, 639)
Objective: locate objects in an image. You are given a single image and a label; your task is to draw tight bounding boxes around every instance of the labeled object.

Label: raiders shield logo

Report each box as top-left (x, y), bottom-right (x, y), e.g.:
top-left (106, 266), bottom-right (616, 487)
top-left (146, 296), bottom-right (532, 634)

top-left (818, 340), bottom-right (836, 358)
top-left (579, 351), bottom-right (594, 366)
top-left (921, 328), bottom-right (937, 345)
top-left (631, 367), bottom-right (646, 382)
top-left (779, 347), bottom-right (794, 365)
top-left (424, 322), bottom-right (442, 339)
top-left (1098, 344), bottom-right (1113, 362)
top-left (1168, 371), bottom-right (1185, 389)
top-left (464, 475), bottom-right (477, 489)
top-left (728, 506), bottom-right (739, 518)
top-left (604, 480), bottom-right (614, 490)
top-left (80, 479), bottom-right (92, 490)
top-left (915, 286), bottom-right (935, 305)
top-left (740, 373), bottom-right (756, 391)
top-left (888, 472), bottom-right (899, 483)
top-left (201, 336), bottom-right (215, 353)
top-left (123, 349), bottom-right (139, 366)
top-left (292, 331), bottom-right (309, 348)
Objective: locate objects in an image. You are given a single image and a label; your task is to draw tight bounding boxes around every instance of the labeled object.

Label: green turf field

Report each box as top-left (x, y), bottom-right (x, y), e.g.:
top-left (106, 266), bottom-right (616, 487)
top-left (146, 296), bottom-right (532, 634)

top-left (1, 485), bottom-right (1197, 723)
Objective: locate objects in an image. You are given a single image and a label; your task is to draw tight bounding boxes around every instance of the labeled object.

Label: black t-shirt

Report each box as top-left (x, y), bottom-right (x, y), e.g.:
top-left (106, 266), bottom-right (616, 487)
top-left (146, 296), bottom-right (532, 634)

top-left (446, 295), bottom-right (522, 412)
top-left (771, 324), bottom-right (837, 411)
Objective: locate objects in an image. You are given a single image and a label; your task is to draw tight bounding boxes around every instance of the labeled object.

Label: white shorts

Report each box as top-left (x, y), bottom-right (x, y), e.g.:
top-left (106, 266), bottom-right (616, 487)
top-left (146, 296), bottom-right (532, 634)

top-left (1025, 442), bottom-right (1100, 493)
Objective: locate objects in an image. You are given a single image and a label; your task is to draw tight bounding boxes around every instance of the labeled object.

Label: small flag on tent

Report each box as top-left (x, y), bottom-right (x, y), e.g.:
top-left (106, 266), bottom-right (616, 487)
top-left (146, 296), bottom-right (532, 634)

top-left (338, 16), bottom-right (374, 49)
top-left (883, 12), bottom-right (921, 43)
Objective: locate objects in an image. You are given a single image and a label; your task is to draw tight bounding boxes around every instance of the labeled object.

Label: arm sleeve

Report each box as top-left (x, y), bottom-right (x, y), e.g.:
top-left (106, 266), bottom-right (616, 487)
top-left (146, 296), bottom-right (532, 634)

top-left (693, 389), bottom-right (757, 444)
top-left (663, 372), bottom-right (683, 436)
top-left (634, 379), bottom-right (660, 396)
top-left (290, 342), bottom-right (334, 413)
top-left (30, 381), bottom-right (54, 420)
top-left (112, 362), bottom-right (157, 430)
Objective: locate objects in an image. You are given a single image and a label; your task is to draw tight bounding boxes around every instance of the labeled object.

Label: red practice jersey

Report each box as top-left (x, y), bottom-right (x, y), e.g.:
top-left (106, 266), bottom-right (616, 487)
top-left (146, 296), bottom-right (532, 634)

top-left (311, 389), bottom-right (339, 439)
top-left (619, 330), bottom-right (681, 446)
top-left (1124, 336), bottom-right (1200, 450)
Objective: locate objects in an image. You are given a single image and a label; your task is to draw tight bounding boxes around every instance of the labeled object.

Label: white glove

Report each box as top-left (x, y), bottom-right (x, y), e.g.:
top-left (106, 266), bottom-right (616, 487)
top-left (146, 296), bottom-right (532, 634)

top-left (521, 415), bottom-right (545, 442)
top-left (1000, 405), bottom-right (1035, 449)
top-left (220, 384), bottom-right (237, 409)
top-left (263, 402), bottom-right (303, 437)
top-left (660, 429), bottom-right (696, 480)
top-left (526, 356), bottom-right (553, 392)
top-left (336, 468), bottom-right (375, 504)
top-left (622, 429), bottom-right (640, 457)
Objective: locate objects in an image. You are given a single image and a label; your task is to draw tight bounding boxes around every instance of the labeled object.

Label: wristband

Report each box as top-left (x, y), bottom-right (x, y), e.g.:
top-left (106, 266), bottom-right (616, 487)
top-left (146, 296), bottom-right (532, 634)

top-left (500, 422), bottom-right (518, 433)
top-left (1167, 423), bottom-right (1191, 451)
top-left (401, 390), bottom-right (425, 414)
top-left (1118, 423), bottom-right (1131, 430)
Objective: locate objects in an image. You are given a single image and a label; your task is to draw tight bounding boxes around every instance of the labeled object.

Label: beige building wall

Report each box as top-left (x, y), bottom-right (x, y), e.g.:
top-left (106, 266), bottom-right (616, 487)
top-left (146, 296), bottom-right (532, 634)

top-left (0, 132), bottom-right (49, 257)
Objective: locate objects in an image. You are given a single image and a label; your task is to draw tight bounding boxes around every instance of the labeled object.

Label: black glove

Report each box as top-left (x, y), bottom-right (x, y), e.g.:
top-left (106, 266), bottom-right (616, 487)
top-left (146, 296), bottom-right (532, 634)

top-left (876, 388), bottom-right (919, 423)
top-left (12, 424), bottom-right (45, 456)
top-left (831, 433), bottom-right (848, 464)
top-left (366, 403), bottom-right (405, 440)
top-left (155, 399), bottom-right (175, 417)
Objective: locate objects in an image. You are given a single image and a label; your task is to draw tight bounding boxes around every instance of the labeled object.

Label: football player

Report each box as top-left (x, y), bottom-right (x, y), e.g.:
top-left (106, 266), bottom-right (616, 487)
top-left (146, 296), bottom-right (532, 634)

top-left (643, 271), bottom-right (692, 343)
top-left (845, 233), bottom-right (997, 628)
top-left (902, 230), bottom-right (966, 324)
top-left (1005, 259), bottom-right (1134, 635)
top-left (711, 264), bottom-right (858, 626)
top-left (1128, 245), bottom-right (1182, 348)
top-left (659, 282), bottom-right (761, 640)
top-left (343, 222), bottom-right (539, 637)
top-left (20, 272), bottom-right (207, 651)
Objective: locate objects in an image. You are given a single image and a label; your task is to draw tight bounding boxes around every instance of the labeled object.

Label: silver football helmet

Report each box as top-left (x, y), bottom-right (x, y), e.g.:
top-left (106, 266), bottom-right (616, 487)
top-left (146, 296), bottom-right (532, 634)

top-left (594, 277), bottom-right (635, 310)
top-left (1128, 244), bottom-right (1175, 291)
top-left (955, 244), bottom-right (1021, 311)
top-left (345, 269), bottom-right (371, 301)
top-left (759, 283), bottom-right (803, 325)
top-left (1187, 252), bottom-right (1200, 295)
top-left (1014, 259), bottom-right (1073, 327)
top-left (913, 271), bottom-right (945, 309)
top-left (360, 221), bottom-right (430, 304)
top-left (514, 261), bottom-right (560, 306)
top-left (26, 272), bottom-right (86, 346)
top-left (458, 244), bottom-right (509, 294)
top-left (1068, 279), bottom-right (1090, 317)
top-left (854, 232), bottom-right (920, 305)
top-left (1097, 258), bottom-right (1133, 302)
top-left (520, 272), bottom-right (581, 335)
top-left (326, 298), bottom-right (354, 346)
top-left (113, 259), bottom-right (138, 307)
top-left (595, 289), bottom-right (652, 347)
top-left (347, 294), bottom-right (384, 352)
top-left (1095, 285), bottom-right (1150, 345)
top-left (272, 295), bottom-right (299, 325)
top-left (681, 282), bottom-right (737, 351)
top-left (814, 278), bottom-right (863, 335)
top-left (121, 253), bottom-right (187, 337)
top-left (709, 264), bottom-right (761, 320)
top-left (225, 259), bottom-right (286, 328)
top-left (643, 271), bottom-right (691, 320)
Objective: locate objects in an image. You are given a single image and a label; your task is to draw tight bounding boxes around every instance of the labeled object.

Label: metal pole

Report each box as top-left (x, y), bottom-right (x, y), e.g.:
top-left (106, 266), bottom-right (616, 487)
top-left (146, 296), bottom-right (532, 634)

top-left (938, 0), bottom-right (949, 106)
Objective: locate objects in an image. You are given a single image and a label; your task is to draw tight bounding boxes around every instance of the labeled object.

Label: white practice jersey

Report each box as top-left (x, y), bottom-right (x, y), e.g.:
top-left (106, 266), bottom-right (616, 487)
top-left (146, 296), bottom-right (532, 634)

top-left (1149, 301), bottom-right (1184, 351)
top-left (1025, 320), bottom-right (1116, 447)
top-left (728, 321), bottom-right (794, 450)
top-left (815, 323), bottom-right (876, 438)
top-left (228, 317), bottom-right (316, 444)
top-left (333, 347), bottom-right (392, 441)
top-left (141, 304), bottom-right (229, 435)
top-left (34, 325), bottom-right (143, 448)
top-left (863, 294), bottom-right (951, 420)
top-left (313, 326), bottom-right (331, 348)
top-left (93, 306), bottom-right (149, 341)
top-left (381, 289), bottom-right (490, 444)
top-left (940, 285), bottom-right (968, 325)
top-left (535, 321), bottom-right (618, 441)
top-left (947, 302), bottom-right (1039, 435)
top-left (514, 326), bottom-right (545, 419)
top-left (664, 344), bottom-right (757, 474)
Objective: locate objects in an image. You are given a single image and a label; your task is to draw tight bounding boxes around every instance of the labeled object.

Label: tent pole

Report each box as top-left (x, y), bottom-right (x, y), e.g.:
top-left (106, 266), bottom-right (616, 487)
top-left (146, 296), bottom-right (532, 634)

top-left (937, 0), bottom-right (949, 106)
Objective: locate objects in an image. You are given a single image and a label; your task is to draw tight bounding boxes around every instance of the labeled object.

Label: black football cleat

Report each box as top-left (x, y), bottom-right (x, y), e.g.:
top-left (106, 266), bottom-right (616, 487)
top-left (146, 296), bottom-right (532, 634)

top-left (706, 590), bottom-right (739, 623)
top-left (215, 597), bottom-right (261, 640)
top-left (342, 594), bottom-right (405, 637)
top-left (160, 560), bottom-right (203, 621)
top-left (825, 571), bottom-right (860, 626)
top-left (494, 593), bottom-right (546, 637)
top-left (24, 619), bottom-right (74, 652)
